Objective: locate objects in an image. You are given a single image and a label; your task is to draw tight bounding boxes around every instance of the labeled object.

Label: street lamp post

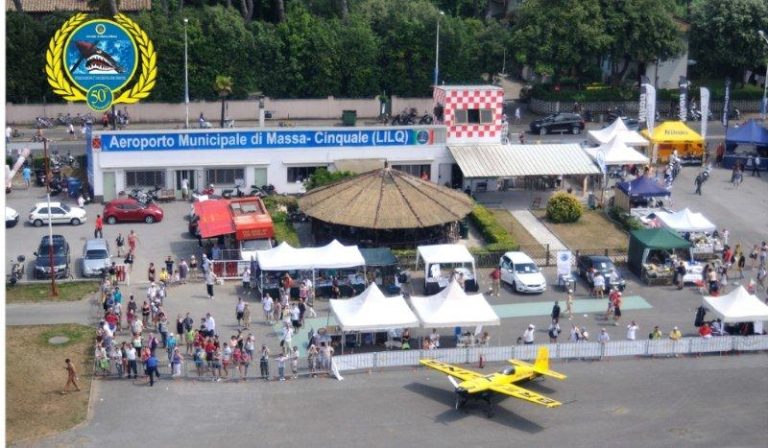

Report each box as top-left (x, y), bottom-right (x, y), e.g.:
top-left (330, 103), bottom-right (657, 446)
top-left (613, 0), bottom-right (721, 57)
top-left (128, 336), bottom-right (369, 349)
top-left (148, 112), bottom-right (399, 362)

top-left (43, 138), bottom-right (58, 297)
top-left (184, 18), bottom-right (189, 129)
top-left (433, 11), bottom-right (445, 86)
top-left (758, 30), bottom-right (768, 119)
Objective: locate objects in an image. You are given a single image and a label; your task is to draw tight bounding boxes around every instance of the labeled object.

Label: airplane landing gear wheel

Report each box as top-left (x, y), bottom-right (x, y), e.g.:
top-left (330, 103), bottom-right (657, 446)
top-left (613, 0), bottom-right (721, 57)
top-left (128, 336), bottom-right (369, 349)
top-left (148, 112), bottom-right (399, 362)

top-left (455, 394), bottom-right (467, 410)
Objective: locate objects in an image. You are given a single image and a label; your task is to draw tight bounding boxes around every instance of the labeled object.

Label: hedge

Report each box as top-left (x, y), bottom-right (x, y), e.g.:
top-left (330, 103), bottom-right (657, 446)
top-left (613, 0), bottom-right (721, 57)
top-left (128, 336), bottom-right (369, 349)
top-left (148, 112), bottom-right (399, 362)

top-left (263, 195), bottom-right (300, 247)
top-left (469, 203), bottom-right (519, 252)
top-left (531, 82), bottom-right (765, 103)
top-left (608, 207), bottom-right (643, 232)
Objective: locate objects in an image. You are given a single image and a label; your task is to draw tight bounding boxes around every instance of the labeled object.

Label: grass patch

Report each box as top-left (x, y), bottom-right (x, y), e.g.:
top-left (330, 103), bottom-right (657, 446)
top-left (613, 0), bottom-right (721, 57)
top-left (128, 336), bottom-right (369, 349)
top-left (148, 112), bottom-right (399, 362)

top-left (533, 209), bottom-right (628, 250)
top-left (6, 324), bottom-right (94, 444)
top-left (263, 195), bottom-right (301, 247)
top-left (5, 281), bottom-right (99, 304)
top-left (489, 209), bottom-right (544, 250)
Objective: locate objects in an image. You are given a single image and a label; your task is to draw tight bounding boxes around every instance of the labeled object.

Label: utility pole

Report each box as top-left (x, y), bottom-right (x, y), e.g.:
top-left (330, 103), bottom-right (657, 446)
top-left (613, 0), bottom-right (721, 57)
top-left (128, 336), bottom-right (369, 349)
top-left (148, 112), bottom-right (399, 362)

top-left (44, 138), bottom-right (59, 297)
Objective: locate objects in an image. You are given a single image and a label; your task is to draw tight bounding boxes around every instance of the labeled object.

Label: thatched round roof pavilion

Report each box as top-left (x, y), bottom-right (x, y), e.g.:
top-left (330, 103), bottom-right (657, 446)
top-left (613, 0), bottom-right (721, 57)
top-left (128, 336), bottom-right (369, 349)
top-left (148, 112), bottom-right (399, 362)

top-left (298, 167), bottom-right (473, 229)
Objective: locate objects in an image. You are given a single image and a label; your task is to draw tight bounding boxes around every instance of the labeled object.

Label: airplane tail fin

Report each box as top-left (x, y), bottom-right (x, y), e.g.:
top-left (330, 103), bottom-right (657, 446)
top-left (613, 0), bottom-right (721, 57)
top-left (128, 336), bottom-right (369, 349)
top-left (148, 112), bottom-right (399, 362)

top-left (533, 347), bottom-right (566, 380)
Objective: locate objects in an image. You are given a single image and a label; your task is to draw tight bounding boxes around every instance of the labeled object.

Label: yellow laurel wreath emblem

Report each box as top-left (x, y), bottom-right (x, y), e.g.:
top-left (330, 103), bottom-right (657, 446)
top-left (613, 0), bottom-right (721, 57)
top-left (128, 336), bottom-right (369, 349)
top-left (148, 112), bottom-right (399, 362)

top-left (45, 13), bottom-right (156, 105)
top-left (112, 14), bottom-right (157, 105)
top-left (45, 13), bottom-right (89, 101)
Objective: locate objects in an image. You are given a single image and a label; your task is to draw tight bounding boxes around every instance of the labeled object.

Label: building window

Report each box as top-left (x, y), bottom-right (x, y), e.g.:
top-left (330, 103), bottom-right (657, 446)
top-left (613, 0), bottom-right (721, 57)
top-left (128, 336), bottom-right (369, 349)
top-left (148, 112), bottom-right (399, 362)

top-left (392, 164), bottom-right (431, 178)
top-left (287, 166), bottom-right (323, 183)
top-left (126, 170), bottom-right (165, 188)
top-left (206, 168), bottom-right (245, 185)
top-left (454, 108), bottom-right (493, 125)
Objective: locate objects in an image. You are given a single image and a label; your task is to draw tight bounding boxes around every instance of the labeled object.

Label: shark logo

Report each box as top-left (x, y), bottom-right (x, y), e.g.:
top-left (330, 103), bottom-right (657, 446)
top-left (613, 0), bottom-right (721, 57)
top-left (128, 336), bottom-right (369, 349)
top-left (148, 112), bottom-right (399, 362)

top-left (71, 41), bottom-right (125, 74)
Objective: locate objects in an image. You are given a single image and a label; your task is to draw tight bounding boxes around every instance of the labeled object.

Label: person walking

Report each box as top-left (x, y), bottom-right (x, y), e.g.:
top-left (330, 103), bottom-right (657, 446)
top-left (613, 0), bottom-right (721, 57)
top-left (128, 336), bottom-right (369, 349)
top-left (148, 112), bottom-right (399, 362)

top-left (675, 261), bottom-right (687, 289)
top-left (566, 289), bottom-right (574, 319)
top-left (262, 294), bottom-right (274, 324)
top-left (489, 267), bottom-right (501, 297)
top-left (205, 269), bottom-right (217, 300)
top-left (751, 154), bottom-right (761, 177)
top-left (22, 165), bottom-right (31, 189)
top-left (522, 324), bottom-right (535, 345)
top-left (94, 214), bottom-right (104, 239)
top-left (694, 172), bottom-right (705, 195)
top-left (64, 359), bottom-right (81, 392)
top-left (548, 319), bottom-right (561, 343)
top-left (146, 352), bottom-right (159, 386)
top-left (127, 230), bottom-right (139, 255)
top-left (259, 345), bottom-right (271, 380)
top-left (551, 301), bottom-right (561, 323)
top-left (126, 345), bottom-right (138, 379)
top-left (235, 297), bottom-right (246, 329)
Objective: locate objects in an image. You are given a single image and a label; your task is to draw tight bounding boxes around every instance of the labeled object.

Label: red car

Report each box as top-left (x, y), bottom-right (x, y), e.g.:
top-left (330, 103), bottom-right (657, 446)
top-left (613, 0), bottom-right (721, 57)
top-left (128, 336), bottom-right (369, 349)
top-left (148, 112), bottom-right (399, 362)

top-left (103, 198), bottom-right (164, 224)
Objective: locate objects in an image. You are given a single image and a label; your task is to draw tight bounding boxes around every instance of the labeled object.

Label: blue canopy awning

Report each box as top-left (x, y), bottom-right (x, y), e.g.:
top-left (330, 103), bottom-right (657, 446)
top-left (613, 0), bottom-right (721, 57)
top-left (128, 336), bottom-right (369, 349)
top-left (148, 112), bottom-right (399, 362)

top-left (617, 175), bottom-right (671, 198)
top-left (725, 120), bottom-right (768, 146)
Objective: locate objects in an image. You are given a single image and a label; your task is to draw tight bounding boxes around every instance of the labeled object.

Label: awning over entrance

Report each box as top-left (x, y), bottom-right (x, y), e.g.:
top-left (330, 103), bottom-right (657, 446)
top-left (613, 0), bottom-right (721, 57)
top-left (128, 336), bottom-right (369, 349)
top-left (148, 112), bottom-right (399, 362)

top-left (449, 143), bottom-right (600, 178)
top-left (193, 200), bottom-right (236, 239)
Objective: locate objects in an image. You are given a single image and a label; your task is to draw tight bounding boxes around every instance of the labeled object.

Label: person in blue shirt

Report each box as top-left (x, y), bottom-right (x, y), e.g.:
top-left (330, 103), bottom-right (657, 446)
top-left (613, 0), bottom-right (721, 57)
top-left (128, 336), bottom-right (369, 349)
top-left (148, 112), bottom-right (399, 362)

top-left (146, 353), bottom-right (159, 386)
top-left (22, 165), bottom-right (31, 189)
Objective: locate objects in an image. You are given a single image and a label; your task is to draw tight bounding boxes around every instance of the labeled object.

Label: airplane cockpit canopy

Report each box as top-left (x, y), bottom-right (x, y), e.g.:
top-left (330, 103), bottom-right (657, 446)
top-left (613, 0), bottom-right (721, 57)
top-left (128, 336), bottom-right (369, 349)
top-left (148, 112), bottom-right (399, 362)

top-left (501, 366), bottom-right (516, 375)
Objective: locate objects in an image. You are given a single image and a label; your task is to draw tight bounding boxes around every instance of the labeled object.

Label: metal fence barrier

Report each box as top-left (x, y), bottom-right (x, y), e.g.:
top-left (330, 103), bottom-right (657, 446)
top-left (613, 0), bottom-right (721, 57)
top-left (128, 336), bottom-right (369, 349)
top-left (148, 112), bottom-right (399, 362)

top-left (93, 336), bottom-right (768, 381)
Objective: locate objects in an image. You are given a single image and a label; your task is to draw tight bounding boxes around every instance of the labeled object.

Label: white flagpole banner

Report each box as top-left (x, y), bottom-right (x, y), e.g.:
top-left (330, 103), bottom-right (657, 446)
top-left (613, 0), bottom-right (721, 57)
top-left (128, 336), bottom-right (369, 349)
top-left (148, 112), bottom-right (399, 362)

top-left (700, 87), bottom-right (710, 140)
top-left (678, 76), bottom-right (688, 122)
top-left (645, 83), bottom-right (656, 133)
top-left (722, 78), bottom-right (731, 128)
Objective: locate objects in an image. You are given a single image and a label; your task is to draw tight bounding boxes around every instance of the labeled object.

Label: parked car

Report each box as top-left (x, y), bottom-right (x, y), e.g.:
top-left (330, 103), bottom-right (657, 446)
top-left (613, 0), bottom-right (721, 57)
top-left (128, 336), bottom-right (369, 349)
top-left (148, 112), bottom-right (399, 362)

top-left (81, 239), bottom-right (111, 277)
top-left (34, 235), bottom-right (71, 279)
top-left (6, 206), bottom-right (19, 228)
top-left (529, 113), bottom-right (585, 135)
top-left (499, 251), bottom-right (547, 293)
top-left (576, 255), bottom-right (626, 291)
top-left (239, 238), bottom-right (273, 261)
top-left (28, 202), bottom-right (87, 227)
top-left (103, 198), bottom-right (164, 224)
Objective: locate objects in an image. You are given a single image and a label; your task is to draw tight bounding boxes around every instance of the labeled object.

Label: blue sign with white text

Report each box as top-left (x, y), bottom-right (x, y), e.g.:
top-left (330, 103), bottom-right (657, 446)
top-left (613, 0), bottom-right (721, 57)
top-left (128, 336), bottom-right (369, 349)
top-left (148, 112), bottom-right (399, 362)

top-left (92, 128), bottom-right (435, 152)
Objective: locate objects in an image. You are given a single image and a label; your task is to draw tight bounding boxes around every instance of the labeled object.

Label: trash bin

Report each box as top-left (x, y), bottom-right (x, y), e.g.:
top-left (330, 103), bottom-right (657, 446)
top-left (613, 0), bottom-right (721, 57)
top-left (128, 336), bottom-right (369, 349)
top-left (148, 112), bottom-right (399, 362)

top-left (587, 192), bottom-right (596, 209)
top-left (341, 110), bottom-right (357, 126)
top-left (67, 177), bottom-right (81, 198)
top-left (459, 220), bottom-right (469, 239)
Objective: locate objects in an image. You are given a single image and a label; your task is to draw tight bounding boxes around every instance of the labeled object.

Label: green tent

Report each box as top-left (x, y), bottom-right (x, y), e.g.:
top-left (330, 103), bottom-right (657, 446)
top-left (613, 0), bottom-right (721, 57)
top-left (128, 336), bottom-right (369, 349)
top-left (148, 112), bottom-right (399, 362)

top-left (628, 228), bottom-right (692, 275)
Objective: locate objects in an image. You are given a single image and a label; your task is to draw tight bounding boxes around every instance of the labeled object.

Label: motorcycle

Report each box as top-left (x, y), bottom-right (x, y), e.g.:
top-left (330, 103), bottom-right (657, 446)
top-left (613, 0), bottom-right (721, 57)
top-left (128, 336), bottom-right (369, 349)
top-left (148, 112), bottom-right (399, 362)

top-left (418, 112), bottom-right (434, 125)
top-left (222, 184), bottom-right (248, 199)
top-left (9, 255), bottom-right (25, 285)
top-left (391, 108), bottom-right (418, 125)
top-left (145, 186), bottom-right (162, 203)
top-left (35, 116), bottom-right (55, 129)
top-left (201, 185), bottom-right (215, 196)
top-left (129, 188), bottom-right (149, 204)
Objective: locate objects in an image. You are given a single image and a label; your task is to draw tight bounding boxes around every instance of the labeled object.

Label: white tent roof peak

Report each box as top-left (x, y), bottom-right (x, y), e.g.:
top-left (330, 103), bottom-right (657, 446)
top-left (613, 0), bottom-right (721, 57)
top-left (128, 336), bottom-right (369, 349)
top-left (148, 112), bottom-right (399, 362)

top-left (703, 286), bottom-right (768, 323)
top-left (588, 118), bottom-right (649, 146)
top-left (655, 208), bottom-right (716, 233)
top-left (409, 279), bottom-right (500, 328)
top-left (330, 283), bottom-right (419, 331)
top-left (585, 136), bottom-right (649, 166)
top-left (417, 244), bottom-right (475, 265)
top-left (257, 239), bottom-right (364, 271)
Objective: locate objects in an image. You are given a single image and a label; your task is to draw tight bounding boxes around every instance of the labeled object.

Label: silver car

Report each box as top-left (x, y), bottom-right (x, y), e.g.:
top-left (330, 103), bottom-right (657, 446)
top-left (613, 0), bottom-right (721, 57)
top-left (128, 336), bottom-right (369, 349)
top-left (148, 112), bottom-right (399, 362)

top-left (82, 239), bottom-right (111, 277)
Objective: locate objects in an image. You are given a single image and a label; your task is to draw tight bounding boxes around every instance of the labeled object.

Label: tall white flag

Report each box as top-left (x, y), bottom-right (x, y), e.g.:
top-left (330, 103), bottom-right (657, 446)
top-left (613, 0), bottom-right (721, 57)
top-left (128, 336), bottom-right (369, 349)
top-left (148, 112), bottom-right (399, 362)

top-left (644, 83), bottom-right (656, 133)
top-left (700, 87), bottom-right (710, 140)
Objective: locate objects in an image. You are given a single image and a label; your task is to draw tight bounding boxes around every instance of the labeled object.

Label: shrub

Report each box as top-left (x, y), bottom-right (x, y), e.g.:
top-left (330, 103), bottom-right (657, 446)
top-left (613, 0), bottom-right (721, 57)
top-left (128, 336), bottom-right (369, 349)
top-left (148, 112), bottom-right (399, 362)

top-left (608, 207), bottom-right (643, 231)
top-left (546, 192), bottom-right (583, 223)
top-left (305, 168), bottom-right (355, 190)
top-left (469, 204), bottom-right (518, 251)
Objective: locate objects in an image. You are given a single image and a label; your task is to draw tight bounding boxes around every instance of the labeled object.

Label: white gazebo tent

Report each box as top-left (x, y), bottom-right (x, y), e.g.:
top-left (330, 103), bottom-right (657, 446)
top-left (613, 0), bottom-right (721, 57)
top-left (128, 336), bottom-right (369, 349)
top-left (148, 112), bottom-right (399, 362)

top-left (584, 136), bottom-right (650, 166)
top-left (654, 208), bottom-right (716, 234)
top-left (703, 286), bottom-right (768, 327)
top-left (416, 244), bottom-right (477, 292)
top-left (409, 279), bottom-right (500, 328)
top-left (256, 240), bottom-right (366, 293)
top-left (588, 118), bottom-right (649, 147)
top-left (330, 283), bottom-right (419, 353)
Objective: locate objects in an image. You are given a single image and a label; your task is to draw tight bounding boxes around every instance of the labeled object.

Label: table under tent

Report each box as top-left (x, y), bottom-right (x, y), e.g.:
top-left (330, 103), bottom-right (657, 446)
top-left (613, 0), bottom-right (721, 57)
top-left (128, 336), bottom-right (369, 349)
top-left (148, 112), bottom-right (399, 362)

top-left (703, 286), bottom-right (768, 335)
top-left (255, 240), bottom-right (366, 299)
top-left (627, 228), bottom-right (692, 286)
top-left (416, 244), bottom-right (478, 294)
top-left (722, 120), bottom-right (768, 170)
top-left (329, 283), bottom-right (420, 353)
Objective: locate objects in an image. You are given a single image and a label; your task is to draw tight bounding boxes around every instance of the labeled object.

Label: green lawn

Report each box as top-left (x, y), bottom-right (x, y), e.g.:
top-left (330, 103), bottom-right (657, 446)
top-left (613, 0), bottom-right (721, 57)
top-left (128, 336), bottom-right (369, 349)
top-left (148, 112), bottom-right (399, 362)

top-left (489, 209), bottom-right (543, 250)
top-left (533, 209), bottom-right (628, 250)
top-left (5, 281), bottom-right (99, 304)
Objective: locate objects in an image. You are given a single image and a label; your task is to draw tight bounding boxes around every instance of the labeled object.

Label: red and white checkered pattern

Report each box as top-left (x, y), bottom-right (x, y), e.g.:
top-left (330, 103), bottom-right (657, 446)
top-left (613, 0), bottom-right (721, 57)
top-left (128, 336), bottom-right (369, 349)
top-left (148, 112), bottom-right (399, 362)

top-left (433, 87), bottom-right (504, 142)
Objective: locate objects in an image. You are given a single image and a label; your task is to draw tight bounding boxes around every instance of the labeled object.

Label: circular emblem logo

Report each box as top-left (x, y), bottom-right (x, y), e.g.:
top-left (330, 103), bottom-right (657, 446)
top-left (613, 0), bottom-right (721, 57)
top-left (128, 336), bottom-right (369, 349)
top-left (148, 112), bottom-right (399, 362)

top-left (64, 19), bottom-right (138, 96)
top-left (416, 130), bottom-right (430, 145)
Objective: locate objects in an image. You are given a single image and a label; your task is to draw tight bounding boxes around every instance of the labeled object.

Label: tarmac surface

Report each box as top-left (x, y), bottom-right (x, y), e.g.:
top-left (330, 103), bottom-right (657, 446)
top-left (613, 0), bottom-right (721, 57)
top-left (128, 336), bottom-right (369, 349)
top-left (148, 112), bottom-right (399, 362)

top-left (14, 354), bottom-right (768, 448)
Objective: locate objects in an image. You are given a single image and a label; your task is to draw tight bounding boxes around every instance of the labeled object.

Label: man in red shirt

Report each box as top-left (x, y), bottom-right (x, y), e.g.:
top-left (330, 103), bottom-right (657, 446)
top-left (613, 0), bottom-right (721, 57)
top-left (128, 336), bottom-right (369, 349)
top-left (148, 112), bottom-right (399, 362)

top-left (94, 214), bottom-right (104, 239)
top-left (489, 267), bottom-right (501, 297)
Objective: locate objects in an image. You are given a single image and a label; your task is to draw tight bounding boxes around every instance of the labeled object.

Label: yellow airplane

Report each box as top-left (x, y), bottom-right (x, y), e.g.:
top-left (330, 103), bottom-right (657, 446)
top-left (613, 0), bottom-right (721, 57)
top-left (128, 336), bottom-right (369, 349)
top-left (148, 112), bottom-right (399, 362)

top-left (419, 347), bottom-right (566, 417)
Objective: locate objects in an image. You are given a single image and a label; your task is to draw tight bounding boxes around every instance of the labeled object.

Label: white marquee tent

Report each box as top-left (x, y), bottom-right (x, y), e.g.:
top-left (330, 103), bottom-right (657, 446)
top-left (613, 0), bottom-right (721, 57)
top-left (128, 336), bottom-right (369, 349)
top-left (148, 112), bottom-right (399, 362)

top-left (416, 244), bottom-right (476, 278)
top-left (703, 286), bottom-right (768, 323)
top-left (330, 283), bottom-right (419, 332)
top-left (588, 118), bottom-right (649, 147)
top-left (584, 136), bottom-right (650, 166)
top-left (409, 279), bottom-right (500, 328)
top-left (256, 240), bottom-right (365, 271)
top-left (655, 208), bottom-right (716, 234)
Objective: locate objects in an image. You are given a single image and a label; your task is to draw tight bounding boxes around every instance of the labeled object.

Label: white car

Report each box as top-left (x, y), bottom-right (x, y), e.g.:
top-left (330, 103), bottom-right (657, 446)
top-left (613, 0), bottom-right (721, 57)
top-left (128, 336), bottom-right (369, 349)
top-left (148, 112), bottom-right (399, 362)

top-left (240, 238), bottom-right (273, 262)
top-left (28, 202), bottom-right (87, 227)
top-left (499, 251), bottom-right (547, 293)
top-left (6, 206), bottom-right (20, 228)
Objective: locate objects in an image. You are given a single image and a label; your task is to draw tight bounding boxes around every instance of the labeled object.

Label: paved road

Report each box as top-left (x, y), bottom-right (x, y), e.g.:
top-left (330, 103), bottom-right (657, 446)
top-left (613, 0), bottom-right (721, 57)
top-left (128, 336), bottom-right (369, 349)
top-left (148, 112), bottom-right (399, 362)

top-left (14, 354), bottom-right (767, 448)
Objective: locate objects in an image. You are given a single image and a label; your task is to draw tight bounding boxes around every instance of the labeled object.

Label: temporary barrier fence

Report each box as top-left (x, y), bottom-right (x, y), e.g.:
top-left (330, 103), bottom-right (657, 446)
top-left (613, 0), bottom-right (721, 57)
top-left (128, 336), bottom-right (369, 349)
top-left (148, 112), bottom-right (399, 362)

top-left (94, 336), bottom-right (768, 381)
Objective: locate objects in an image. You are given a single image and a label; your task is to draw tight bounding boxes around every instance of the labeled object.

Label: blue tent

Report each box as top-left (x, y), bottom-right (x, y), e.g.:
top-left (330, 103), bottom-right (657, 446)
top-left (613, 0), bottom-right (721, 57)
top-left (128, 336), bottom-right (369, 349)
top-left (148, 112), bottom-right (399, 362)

top-left (725, 120), bottom-right (768, 146)
top-left (617, 175), bottom-right (671, 198)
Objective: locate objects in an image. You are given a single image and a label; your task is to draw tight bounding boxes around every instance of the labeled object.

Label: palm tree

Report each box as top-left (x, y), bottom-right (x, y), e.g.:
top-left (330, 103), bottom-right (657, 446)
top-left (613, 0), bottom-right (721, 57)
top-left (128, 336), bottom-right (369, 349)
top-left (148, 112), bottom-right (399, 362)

top-left (214, 75), bottom-right (233, 128)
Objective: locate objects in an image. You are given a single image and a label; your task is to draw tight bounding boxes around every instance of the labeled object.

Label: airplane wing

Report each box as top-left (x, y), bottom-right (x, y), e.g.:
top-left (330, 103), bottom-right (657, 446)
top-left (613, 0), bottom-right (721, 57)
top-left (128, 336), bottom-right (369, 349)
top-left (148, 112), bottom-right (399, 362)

top-left (419, 359), bottom-right (482, 382)
top-left (488, 383), bottom-right (562, 408)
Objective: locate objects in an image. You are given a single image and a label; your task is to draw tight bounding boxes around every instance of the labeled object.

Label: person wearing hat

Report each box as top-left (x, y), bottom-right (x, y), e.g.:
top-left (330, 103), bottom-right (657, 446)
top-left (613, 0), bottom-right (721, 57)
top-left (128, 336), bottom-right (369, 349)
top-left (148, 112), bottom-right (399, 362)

top-left (522, 324), bottom-right (535, 344)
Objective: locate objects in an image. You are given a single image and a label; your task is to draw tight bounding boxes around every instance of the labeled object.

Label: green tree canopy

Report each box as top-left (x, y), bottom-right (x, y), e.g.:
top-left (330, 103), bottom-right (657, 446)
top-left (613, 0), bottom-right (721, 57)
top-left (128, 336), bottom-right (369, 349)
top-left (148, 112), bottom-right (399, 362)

top-left (689, 0), bottom-right (768, 81)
